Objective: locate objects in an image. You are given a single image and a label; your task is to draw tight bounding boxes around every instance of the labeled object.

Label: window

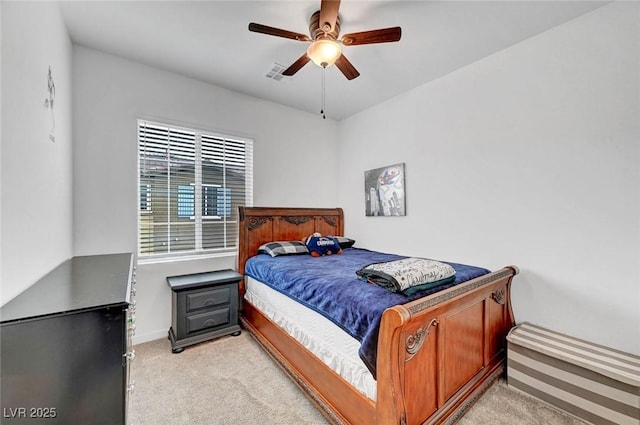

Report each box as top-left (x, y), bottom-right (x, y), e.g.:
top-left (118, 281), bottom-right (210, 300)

top-left (140, 183), bottom-right (151, 212)
top-left (177, 185), bottom-right (195, 218)
top-left (138, 120), bottom-right (253, 258)
top-left (202, 185), bottom-right (231, 218)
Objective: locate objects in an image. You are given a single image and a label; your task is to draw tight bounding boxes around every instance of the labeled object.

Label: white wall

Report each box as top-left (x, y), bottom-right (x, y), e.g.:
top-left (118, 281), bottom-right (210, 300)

top-left (0, 2), bottom-right (74, 305)
top-left (72, 46), bottom-right (339, 342)
top-left (338, 2), bottom-right (639, 355)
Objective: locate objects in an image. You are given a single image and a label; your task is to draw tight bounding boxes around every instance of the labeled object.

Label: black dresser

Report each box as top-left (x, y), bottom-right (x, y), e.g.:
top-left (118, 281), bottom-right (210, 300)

top-left (0, 254), bottom-right (136, 425)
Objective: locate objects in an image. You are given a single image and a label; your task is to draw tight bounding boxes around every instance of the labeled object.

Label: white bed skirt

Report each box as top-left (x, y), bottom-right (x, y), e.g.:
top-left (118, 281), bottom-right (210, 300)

top-left (244, 276), bottom-right (377, 401)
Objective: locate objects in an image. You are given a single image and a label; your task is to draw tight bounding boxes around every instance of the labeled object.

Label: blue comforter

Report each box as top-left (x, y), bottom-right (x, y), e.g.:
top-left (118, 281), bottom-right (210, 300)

top-left (244, 248), bottom-right (490, 378)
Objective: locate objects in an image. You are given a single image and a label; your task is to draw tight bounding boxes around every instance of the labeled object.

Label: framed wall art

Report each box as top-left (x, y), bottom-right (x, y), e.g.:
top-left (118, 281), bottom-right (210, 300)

top-left (364, 163), bottom-right (405, 216)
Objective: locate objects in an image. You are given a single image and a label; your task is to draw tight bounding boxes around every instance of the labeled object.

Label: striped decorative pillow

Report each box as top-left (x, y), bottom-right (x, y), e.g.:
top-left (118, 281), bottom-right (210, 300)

top-left (258, 241), bottom-right (309, 257)
top-left (333, 236), bottom-right (356, 249)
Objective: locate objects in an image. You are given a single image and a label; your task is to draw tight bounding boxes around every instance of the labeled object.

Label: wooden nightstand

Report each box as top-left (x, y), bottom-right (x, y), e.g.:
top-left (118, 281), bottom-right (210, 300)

top-left (166, 269), bottom-right (242, 353)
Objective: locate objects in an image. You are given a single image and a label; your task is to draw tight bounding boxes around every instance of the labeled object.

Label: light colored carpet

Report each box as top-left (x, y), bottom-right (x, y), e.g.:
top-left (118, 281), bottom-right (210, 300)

top-left (128, 333), bottom-right (588, 425)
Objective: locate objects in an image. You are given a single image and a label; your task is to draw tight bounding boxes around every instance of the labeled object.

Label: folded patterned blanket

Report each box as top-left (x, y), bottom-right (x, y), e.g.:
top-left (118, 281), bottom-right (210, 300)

top-left (356, 257), bottom-right (456, 295)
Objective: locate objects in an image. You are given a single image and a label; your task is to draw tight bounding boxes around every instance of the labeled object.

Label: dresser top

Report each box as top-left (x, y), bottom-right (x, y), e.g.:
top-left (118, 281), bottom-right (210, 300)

top-left (0, 253), bottom-right (133, 324)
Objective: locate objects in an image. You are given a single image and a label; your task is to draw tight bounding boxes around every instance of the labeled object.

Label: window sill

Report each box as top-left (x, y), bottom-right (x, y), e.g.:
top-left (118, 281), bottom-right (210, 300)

top-left (137, 251), bottom-right (236, 266)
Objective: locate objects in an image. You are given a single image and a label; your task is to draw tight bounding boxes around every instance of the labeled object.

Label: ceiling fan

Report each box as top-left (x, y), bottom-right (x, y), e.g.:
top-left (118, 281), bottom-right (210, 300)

top-left (248, 0), bottom-right (401, 80)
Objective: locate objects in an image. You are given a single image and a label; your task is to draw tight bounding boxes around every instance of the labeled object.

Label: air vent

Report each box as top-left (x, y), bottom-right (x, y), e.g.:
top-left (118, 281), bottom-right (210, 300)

top-left (265, 63), bottom-right (289, 81)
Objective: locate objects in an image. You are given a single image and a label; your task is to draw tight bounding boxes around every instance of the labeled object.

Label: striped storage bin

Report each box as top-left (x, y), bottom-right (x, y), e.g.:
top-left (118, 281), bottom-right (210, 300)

top-left (507, 322), bottom-right (640, 425)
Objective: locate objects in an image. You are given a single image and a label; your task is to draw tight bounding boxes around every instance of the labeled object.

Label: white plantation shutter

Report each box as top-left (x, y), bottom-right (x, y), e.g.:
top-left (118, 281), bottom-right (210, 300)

top-left (138, 120), bottom-right (253, 258)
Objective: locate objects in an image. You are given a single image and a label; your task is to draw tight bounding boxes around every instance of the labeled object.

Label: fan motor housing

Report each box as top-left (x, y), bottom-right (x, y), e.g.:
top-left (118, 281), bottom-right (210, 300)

top-left (309, 10), bottom-right (341, 40)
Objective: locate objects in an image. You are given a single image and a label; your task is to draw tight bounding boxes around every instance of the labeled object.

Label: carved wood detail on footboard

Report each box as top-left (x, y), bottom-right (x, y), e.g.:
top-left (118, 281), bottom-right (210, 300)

top-left (377, 266), bottom-right (518, 425)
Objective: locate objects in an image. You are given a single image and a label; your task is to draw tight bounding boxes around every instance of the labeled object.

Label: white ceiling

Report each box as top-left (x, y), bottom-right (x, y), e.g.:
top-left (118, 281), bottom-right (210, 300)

top-left (59, 1), bottom-right (606, 121)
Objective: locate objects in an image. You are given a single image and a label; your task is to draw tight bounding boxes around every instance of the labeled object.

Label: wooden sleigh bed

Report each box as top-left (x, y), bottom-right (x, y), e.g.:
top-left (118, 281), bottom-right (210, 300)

top-left (237, 206), bottom-right (518, 425)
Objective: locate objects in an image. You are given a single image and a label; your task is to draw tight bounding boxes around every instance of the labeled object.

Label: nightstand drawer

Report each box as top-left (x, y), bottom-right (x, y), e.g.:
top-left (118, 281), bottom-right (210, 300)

top-left (186, 286), bottom-right (231, 312)
top-left (187, 308), bottom-right (230, 333)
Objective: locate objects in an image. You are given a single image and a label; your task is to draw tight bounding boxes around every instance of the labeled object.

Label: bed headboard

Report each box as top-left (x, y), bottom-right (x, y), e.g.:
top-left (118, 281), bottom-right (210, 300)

top-left (237, 207), bottom-right (344, 285)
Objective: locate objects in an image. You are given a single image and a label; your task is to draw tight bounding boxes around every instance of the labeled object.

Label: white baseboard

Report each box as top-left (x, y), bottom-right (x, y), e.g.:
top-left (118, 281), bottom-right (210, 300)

top-left (132, 329), bottom-right (168, 346)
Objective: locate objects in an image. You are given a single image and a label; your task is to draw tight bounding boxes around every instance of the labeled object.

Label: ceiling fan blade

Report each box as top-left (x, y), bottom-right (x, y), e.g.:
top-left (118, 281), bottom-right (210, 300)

top-left (282, 54), bottom-right (311, 76)
top-left (341, 27), bottom-right (401, 46)
top-left (335, 54), bottom-right (360, 80)
top-left (319, 0), bottom-right (341, 33)
top-left (248, 23), bottom-right (311, 42)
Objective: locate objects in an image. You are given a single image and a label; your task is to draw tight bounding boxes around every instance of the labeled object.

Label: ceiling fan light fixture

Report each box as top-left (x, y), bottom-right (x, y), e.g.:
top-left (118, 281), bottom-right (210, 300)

top-left (306, 39), bottom-right (342, 68)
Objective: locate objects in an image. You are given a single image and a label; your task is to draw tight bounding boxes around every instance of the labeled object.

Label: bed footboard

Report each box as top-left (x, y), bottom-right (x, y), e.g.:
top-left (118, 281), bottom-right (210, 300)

top-left (376, 266), bottom-right (518, 425)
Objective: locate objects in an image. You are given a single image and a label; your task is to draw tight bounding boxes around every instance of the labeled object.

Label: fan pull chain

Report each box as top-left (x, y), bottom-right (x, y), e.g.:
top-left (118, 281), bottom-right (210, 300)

top-left (320, 65), bottom-right (326, 119)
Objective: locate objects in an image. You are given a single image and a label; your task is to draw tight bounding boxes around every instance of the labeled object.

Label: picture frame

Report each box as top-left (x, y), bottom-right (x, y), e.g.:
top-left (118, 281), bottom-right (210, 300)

top-left (364, 163), bottom-right (405, 216)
